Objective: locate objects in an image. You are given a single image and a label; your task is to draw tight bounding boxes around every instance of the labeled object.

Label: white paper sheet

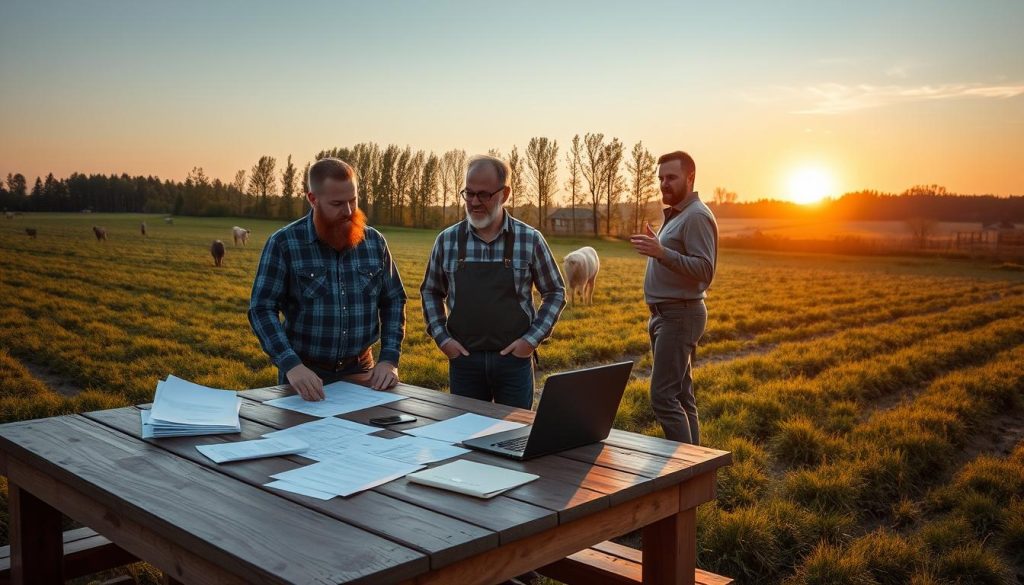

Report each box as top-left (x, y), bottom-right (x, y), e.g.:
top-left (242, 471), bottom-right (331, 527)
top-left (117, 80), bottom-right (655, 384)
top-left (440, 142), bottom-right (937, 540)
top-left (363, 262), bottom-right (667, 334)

top-left (269, 451), bottom-right (424, 497)
top-left (264, 479), bottom-right (337, 500)
top-left (404, 413), bottom-right (526, 444)
top-left (195, 437), bottom-right (309, 464)
top-left (149, 376), bottom-right (241, 427)
top-left (365, 435), bottom-right (470, 465)
top-left (261, 417), bottom-right (380, 456)
top-left (264, 380), bottom-right (406, 417)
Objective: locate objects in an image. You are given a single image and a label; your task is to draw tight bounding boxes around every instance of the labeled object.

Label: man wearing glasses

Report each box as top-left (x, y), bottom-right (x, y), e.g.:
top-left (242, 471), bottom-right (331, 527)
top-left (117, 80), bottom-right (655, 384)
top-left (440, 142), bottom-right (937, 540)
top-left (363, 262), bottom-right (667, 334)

top-left (420, 154), bottom-right (566, 409)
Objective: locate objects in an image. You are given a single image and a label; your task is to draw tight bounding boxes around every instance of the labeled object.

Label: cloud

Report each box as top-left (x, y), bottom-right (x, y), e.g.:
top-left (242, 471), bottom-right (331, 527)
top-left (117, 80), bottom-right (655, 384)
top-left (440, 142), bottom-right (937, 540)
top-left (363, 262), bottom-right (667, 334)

top-left (743, 82), bottom-right (1024, 115)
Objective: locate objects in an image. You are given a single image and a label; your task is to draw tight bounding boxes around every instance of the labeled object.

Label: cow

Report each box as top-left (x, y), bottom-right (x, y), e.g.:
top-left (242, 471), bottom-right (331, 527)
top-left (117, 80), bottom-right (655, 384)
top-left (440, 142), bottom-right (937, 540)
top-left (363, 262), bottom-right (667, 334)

top-left (232, 226), bottom-right (250, 246)
top-left (164, 217), bottom-right (174, 225)
top-left (211, 240), bottom-right (226, 267)
top-left (25, 228), bottom-right (37, 238)
top-left (563, 246), bottom-right (600, 305)
top-left (140, 222), bottom-right (147, 237)
top-left (92, 226), bottom-right (107, 242)
top-left (5, 211), bottom-right (13, 220)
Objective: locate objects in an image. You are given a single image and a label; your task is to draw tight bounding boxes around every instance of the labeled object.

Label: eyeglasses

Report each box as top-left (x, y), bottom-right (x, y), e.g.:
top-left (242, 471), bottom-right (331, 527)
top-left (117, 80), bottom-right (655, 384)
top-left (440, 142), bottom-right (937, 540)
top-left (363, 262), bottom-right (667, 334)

top-left (460, 186), bottom-right (505, 202)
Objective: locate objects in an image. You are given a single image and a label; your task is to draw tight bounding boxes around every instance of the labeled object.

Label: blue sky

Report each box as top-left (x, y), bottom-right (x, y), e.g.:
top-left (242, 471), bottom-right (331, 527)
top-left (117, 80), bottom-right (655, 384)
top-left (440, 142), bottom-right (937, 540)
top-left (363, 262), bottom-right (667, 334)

top-left (2, 0), bottom-right (1022, 200)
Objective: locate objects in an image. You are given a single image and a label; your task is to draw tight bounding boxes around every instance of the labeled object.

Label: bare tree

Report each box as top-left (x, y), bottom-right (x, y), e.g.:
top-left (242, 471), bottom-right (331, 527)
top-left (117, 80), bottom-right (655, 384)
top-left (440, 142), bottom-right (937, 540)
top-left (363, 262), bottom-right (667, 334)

top-left (581, 133), bottom-right (606, 236)
top-left (712, 187), bottom-right (738, 206)
top-left (626, 141), bottom-right (657, 234)
top-left (248, 156), bottom-right (277, 217)
top-left (507, 146), bottom-right (525, 219)
top-left (906, 217), bottom-right (938, 249)
top-left (280, 155), bottom-right (300, 219)
top-left (564, 135), bottom-right (583, 235)
top-left (352, 143), bottom-right (381, 218)
top-left (417, 153), bottom-right (440, 227)
top-left (373, 145), bottom-right (401, 224)
top-left (601, 138), bottom-right (625, 235)
top-left (526, 137), bottom-right (559, 232)
top-left (439, 149), bottom-right (466, 226)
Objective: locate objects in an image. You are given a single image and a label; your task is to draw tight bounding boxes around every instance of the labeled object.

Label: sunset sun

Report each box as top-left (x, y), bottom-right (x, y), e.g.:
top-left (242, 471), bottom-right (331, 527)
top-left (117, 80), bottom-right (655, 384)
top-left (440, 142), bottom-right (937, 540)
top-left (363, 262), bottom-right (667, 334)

top-left (788, 167), bottom-right (834, 205)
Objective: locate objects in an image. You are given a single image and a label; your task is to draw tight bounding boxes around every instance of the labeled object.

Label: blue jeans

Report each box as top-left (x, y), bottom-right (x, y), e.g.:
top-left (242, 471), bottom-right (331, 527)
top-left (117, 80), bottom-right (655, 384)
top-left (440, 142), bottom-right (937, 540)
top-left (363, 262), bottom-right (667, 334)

top-left (448, 351), bottom-right (534, 409)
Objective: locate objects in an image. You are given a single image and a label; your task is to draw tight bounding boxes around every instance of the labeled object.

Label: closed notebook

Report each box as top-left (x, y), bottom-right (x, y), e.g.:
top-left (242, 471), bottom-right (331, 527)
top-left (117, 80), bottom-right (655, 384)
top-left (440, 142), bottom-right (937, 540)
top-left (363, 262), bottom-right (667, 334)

top-left (406, 459), bottom-right (539, 499)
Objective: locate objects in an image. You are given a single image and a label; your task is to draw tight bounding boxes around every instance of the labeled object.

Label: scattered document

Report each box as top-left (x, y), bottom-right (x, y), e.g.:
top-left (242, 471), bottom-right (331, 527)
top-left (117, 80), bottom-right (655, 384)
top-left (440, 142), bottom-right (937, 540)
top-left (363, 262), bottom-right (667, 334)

top-left (195, 436), bottom-right (309, 464)
top-left (262, 417), bottom-right (381, 460)
top-left (365, 435), bottom-right (469, 465)
top-left (406, 459), bottom-right (539, 499)
top-left (264, 479), bottom-right (337, 500)
top-left (265, 380), bottom-right (407, 417)
top-left (405, 413), bottom-right (526, 444)
top-left (141, 375), bottom-right (241, 438)
top-left (267, 451), bottom-right (424, 497)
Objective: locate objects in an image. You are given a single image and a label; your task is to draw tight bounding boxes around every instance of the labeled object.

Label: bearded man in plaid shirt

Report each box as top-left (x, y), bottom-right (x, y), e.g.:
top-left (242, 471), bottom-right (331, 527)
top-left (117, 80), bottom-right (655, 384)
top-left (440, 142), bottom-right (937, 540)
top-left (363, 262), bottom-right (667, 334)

top-left (249, 158), bottom-right (407, 400)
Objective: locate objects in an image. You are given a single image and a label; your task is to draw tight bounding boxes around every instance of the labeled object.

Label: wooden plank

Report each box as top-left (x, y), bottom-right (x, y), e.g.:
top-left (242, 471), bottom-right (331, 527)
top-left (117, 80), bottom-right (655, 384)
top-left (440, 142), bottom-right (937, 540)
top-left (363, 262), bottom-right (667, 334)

top-left (0, 415), bottom-right (427, 584)
top-left (83, 406), bottom-right (498, 570)
top-left (7, 481), bottom-right (63, 584)
top-left (557, 442), bottom-right (700, 490)
top-left (539, 544), bottom-right (734, 585)
top-left (642, 507), bottom-right (695, 585)
top-left (604, 430), bottom-right (732, 474)
top-left (412, 483), bottom-right (681, 585)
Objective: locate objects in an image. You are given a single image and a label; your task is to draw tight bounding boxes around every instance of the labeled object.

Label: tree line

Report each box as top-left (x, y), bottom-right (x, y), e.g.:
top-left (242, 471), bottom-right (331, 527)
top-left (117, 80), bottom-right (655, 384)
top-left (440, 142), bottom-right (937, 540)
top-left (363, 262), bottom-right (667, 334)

top-left (1, 134), bottom-right (662, 235)
top-left (5, 147), bottom-right (1021, 234)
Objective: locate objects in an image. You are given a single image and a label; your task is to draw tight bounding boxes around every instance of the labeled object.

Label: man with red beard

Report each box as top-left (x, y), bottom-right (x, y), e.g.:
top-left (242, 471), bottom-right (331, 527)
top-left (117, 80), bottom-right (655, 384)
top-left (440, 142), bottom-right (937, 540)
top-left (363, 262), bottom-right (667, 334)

top-left (629, 151), bottom-right (718, 445)
top-left (249, 158), bottom-right (407, 400)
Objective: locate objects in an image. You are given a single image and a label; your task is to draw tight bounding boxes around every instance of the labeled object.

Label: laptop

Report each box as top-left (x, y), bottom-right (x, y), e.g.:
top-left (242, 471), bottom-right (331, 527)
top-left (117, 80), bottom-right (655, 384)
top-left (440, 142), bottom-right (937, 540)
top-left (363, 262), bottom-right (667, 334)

top-left (462, 361), bottom-right (633, 460)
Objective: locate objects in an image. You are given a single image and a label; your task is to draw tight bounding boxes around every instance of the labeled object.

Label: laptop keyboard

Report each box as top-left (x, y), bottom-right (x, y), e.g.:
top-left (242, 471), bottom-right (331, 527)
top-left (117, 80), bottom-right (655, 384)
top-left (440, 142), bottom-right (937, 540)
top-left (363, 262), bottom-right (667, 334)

top-left (494, 436), bottom-right (529, 452)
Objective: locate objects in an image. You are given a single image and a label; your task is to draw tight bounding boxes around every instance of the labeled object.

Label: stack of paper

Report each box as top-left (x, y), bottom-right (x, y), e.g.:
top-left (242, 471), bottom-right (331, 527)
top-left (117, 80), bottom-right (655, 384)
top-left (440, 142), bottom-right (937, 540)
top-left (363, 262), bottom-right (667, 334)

top-left (141, 375), bottom-right (241, 438)
top-left (264, 380), bottom-right (407, 417)
top-left (195, 437), bottom-right (309, 464)
top-left (404, 413), bottom-right (526, 444)
top-left (265, 451), bottom-right (425, 499)
top-left (406, 459), bottom-right (539, 499)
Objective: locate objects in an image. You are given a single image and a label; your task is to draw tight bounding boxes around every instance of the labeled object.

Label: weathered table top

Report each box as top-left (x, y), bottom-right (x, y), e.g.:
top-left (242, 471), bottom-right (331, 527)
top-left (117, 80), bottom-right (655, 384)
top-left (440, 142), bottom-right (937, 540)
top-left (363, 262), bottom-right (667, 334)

top-left (0, 382), bottom-right (731, 584)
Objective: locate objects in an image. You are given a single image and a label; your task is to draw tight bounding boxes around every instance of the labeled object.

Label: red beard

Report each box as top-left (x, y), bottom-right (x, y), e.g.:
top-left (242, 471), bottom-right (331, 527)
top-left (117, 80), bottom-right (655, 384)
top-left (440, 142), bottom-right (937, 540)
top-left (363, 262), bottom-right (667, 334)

top-left (313, 205), bottom-right (367, 252)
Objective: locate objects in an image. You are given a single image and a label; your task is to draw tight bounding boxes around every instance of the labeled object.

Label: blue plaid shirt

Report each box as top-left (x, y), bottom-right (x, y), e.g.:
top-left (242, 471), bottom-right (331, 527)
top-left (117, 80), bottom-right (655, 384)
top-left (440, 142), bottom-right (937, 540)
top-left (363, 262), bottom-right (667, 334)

top-left (248, 212), bottom-right (407, 374)
top-left (420, 212), bottom-right (566, 349)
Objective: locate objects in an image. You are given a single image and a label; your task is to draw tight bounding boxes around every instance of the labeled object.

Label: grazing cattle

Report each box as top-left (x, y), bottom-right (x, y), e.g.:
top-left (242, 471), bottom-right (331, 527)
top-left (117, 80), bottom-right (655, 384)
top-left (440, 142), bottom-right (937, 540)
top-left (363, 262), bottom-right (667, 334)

top-left (4, 211), bottom-right (13, 219)
top-left (232, 226), bottom-right (250, 246)
top-left (164, 217), bottom-right (174, 225)
top-left (140, 222), bottom-right (147, 236)
top-left (211, 240), bottom-right (226, 267)
top-left (563, 246), bottom-right (600, 305)
top-left (25, 228), bottom-right (37, 238)
top-left (92, 226), bottom-right (107, 241)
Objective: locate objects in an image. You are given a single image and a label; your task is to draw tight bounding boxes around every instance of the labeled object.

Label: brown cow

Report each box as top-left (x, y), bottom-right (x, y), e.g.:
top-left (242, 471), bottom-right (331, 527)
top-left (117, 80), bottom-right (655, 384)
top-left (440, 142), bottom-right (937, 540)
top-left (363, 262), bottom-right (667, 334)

top-left (211, 240), bottom-right (226, 267)
top-left (140, 222), bottom-right (147, 236)
top-left (92, 226), bottom-right (107, 241)
top-left (25, 228), bottom-right (37, 238)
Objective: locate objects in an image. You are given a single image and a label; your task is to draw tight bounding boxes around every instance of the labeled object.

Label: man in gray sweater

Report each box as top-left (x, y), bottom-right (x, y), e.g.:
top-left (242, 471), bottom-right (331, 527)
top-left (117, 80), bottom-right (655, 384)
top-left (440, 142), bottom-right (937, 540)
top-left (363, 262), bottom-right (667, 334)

top-left (629, 151), bottom-right (718, 444)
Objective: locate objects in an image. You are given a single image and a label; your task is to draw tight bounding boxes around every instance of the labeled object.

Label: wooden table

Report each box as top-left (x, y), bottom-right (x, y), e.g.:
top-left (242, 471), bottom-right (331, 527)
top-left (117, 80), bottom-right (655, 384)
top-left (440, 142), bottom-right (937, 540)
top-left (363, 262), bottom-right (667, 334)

top-left (0, 382), bottom-right (731, 584)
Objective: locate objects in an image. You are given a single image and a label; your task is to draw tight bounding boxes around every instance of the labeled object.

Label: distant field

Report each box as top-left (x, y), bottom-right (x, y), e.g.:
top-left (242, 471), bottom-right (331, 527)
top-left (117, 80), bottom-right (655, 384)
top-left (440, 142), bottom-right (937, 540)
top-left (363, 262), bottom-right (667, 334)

top-left (2, 212), bottom-right (1023, 584)
top-left (717, 218), bottom-right (982, 241)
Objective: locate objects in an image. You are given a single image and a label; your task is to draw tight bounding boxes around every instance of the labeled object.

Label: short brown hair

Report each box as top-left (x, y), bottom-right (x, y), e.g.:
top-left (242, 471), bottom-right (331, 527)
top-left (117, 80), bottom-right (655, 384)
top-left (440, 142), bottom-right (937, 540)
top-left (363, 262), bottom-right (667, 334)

top-left (657, 151), bottom-right (696, 182)
top-left (308, 157), bottom-right (357, 193)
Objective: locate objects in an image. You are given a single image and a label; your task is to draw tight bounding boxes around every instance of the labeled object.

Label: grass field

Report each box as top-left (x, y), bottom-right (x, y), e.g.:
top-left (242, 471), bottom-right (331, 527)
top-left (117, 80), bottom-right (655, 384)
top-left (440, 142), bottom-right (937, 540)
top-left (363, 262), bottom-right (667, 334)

top-left (2, 212), bottom-right (1023, 584)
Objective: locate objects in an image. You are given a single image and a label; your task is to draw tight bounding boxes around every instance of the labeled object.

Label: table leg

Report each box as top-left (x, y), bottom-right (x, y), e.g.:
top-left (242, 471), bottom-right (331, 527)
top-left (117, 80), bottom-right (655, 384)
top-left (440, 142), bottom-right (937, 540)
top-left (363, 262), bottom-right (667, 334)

top-left (9, 482), bottom-right (64, 584)
top-left (641, 506), bottom-right (696, 585)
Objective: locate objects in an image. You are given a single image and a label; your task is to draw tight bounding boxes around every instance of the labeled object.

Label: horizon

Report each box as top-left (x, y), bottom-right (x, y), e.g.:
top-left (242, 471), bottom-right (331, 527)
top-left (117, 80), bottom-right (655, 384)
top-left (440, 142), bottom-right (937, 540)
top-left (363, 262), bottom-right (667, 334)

top-left (2, 1), bottom-right (1022, 203)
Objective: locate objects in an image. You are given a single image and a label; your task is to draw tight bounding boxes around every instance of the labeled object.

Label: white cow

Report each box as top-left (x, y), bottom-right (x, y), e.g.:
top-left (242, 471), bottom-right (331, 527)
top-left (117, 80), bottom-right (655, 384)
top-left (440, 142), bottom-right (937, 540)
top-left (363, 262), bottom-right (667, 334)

top-left (563, 246), bottom-right (600, 305)
top-left (232, 226), bottom-right (251, 246)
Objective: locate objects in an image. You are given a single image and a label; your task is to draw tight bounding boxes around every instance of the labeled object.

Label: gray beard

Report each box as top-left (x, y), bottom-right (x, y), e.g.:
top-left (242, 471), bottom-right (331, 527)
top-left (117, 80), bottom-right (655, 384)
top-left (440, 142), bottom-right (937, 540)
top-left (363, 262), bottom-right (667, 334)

top-left (466, 205), bottom-right (503, 230)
